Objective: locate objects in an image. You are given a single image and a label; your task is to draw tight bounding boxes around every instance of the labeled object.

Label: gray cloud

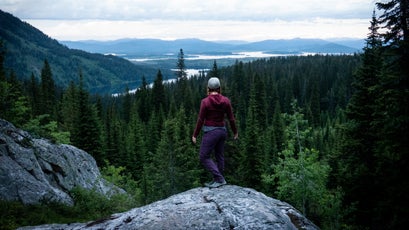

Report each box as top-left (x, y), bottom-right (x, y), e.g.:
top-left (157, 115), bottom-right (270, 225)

top-left (2, 0), bottom-right (375, 21)
top-left (1, 0), bottom-right (374, 41)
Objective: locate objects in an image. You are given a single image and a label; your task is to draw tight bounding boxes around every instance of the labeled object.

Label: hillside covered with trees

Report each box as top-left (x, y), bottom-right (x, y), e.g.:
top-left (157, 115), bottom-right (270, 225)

top-left (0, 10), bottom-right (168, 94)
top-left (1, 1), bottom-right (408, 229)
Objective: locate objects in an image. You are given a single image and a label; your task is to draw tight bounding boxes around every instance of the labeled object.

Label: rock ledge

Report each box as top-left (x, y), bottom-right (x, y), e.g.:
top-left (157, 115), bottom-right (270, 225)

top-left (0, 119), bottom-right (122, 206)
top-left (19, 185), bottom-right (319, 230)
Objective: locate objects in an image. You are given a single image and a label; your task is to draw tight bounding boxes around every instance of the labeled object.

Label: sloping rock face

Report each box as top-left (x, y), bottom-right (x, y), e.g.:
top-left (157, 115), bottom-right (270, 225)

top-left (19, 185), bottom-right (319, 230)
top-left (0, 119), bottom-right (123, 206)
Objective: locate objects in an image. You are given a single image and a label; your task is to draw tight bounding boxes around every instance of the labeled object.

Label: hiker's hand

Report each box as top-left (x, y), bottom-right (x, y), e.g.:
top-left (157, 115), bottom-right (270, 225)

top-left (234, 133), bottom-right (239, 140)
top-left (191, 136), bottom-right (197, 144)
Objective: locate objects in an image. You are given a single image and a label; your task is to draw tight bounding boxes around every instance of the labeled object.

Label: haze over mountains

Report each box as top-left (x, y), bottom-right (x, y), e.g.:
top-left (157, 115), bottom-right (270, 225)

top-left (61, 37), bottom-right (364, 58)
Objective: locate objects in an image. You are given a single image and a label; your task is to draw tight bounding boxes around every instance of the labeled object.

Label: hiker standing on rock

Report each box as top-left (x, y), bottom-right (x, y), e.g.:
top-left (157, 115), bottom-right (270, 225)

top-left (192, 77), bottom-right (238, 188)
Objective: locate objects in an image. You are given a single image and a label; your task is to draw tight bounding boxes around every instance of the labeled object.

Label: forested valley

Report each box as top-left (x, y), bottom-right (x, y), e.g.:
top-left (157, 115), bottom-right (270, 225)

top-left (1, 1), bottom-right (408, 229)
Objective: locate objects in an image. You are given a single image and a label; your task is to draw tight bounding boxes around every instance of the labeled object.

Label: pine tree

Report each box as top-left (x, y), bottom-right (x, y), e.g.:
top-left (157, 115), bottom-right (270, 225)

top-left (144, 111), bottom-right (185, 201)
top-left (103, 102), bottom-right (120, 165)
top-left (0, 40), bottom-right (4, 81)
top-left (146, 108), bottom-right (164, 153)
top-left (272, 100), bottom-right (286, 152)
top-left (369, 1), bottom-right (409, 227)
top-left (238, 83), bottom-right (263, 190)
top-left (230, 61), bottom-right (247, 131)
top-left (0, 41), bottom-right (11, 118)
top-left (307, 79), bottom-right (321, 127)
top-left (375, 0), bottom-right (409, 158)
top-left (125, 108), bottom-right (147, 182)
top-left (71, 72), bottom-right (103, 165)
top-left (282, 78), bottom-right (294, 113)
top-left (152, 70), bottom-right (166, 113)
top-left (39, 59), bottom-right (56, 118)
top-left (122, 86), bottom-right (132, 123)
top-left (266, 101), bottom-right (337, 227)
top-left (136, 76), bottom-right (150, 122)
top-left (336, 11), bottom-right (383, 228)
top-left (175, 49), bottom-right (187, 80)
top-left (174, 49), bottom-right (195, 113)
top-left (144, 145), bottom-right (171, 201)
top-left (253, 73), bottom-right (268, 126)
top-left (61, 81), bottom-right (78, 134)
top-left (28, 73), bottom-right (41, 117)
top-left (337, 5), bottom-right (409, 227)
top-left (376, 0), bottom-right (409, 62)
top-left (7, 71), bottom-right (31, 125)
top-left (208, 60), bottom-right (220, 78)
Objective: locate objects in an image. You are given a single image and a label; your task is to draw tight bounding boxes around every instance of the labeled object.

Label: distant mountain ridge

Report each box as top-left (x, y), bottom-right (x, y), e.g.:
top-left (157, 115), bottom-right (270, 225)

top-left (62, 38), bottom-right (235, 56)
top-left (61, 37), bottom-right (364, 57)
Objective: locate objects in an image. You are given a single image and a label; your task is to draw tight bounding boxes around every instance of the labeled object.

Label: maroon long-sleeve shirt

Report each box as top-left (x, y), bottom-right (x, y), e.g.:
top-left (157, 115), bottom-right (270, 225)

top-left (192, 94), bottom-right (238, 138)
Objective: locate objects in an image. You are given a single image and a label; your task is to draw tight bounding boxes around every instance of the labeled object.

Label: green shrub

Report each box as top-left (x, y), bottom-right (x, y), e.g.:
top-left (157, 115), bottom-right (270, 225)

top-left (23, 114), bottom-right (70, 144)
top-left (100, 163), bottom-right (143, 205)
top-left (0, 200), bottom-right (75, 230)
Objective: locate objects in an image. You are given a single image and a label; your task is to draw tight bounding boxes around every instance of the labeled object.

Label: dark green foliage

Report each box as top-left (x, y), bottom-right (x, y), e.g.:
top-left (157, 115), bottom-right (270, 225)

top-left (135, 76), bottom-right (151, 122)
top-left (1, 46), bottom-right (362, 228)
top-left (39, 60), bottom-right (56, 118)
top-left (22, 114), bottom-right (70, 144)
top-left (335, 2), bottom-right (409, 229)
top-left (152, 70), bottom-right (166, 113)
top-left (175, 48), bottom-right (187, 80)
top-left (237, 82), bottom-right (264, 190)
top-left (0, 42), bottom-right (31, 125)
top-left (28, 73), bottom-right (41, 116)
top-left (264, 101), bottom-right (338, 228)
top-left (3, 3), bottom-right (409, 226)
top-left (70, 73), bottom-right (103, 164)
top-left (143, 108), bottom-right (201, 203)
top-left (336, 12), bottom-right (383, 228)
top-left (2, 71), bottom-right (31, 125)
top-left (122, 86), bottom-right (132, 123)
top-left (0, 200), bottom-right (77, 230)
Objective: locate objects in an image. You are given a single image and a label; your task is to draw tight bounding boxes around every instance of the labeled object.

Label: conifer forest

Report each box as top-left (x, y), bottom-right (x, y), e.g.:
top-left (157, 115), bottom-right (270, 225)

top-left (1, 1), bottom-right (408, 229)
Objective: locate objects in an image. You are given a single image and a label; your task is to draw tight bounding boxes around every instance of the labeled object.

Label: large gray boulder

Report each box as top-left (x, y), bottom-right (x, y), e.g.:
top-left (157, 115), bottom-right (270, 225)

top-left (0, 119), bottom-right (123, 206)
top-left (19, 185), bottom-right (319, 230)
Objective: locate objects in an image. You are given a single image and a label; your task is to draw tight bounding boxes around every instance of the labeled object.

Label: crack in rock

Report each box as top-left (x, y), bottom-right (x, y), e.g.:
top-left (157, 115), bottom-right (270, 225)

top-left (203, 195), bottom-right (223, 213)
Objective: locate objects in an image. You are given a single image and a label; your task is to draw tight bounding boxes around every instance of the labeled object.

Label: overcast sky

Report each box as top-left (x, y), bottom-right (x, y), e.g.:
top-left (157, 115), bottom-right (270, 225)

top-left (1, 0), bottom-right (378, 41)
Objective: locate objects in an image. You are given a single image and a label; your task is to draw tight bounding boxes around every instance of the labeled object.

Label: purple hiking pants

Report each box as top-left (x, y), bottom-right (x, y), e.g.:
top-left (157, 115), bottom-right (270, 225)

top-left (199, 128), bottom-right (227, 183)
